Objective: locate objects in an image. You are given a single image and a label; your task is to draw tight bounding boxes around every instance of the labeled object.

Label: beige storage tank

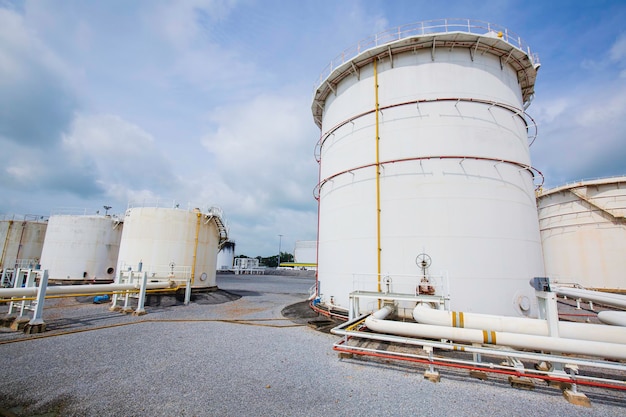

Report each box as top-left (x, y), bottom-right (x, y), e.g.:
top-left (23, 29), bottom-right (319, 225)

top-left (0, 215), bottom-right (48, 271)
top-left (537, 176), bottom-right (626, 291)
top-left (117, 205), bottom-right (228, 288)
top-left (39, 214), bottom-right (123, 281)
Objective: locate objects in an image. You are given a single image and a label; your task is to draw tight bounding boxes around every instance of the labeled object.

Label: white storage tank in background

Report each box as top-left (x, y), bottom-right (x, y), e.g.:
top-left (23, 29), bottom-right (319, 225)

top-left (537, 176), bottom-right (626, 291)
top-left (217, 240), bottom-right (236, 270)
top-left (294, 240), bottom-right (317, 265)
top-left (312, 20), bottom-right (544, 317)
top-left (0, 216), bottom-right (48, 271)
top-left (39, 214), bottom-right (123, 281)
top-left (117, 205), bottom-right (228, 288)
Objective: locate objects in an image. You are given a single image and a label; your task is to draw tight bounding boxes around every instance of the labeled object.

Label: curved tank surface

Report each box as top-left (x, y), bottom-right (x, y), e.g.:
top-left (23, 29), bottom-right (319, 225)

top-left (39, 214), bottom-right (123, 281)
top-left (312, 20), bottom-right (544, 317)
top-left (537, 176), bottom-right (626, 291)
top-left (0, 216), bottom-right (48, 271)
top-left (117, 206), bottom-right (228, 288)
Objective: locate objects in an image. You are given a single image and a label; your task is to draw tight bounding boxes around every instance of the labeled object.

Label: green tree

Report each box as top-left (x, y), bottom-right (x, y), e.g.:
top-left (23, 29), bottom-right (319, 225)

top-left (258, 252), bottom-right (294, 267)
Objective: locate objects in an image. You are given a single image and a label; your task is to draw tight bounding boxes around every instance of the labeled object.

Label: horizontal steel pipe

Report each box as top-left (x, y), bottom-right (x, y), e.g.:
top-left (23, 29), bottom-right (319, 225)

top-left (365, 315), bottom-right (626, 361)
top-left (413, 307), bottom-right (626, 344)
top-left (553, 286), bottom-right (626, 310)
top-left (0, 281), bottom-right (174, 298)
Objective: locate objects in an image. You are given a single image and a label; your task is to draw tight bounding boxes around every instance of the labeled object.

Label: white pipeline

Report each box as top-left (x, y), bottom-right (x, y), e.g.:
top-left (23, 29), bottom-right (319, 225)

top-left (553, 286), bottom-right (626, 310)
top-left (598, 311), bottom-right (626, 327)
top-left (0, 281), bottom-right (174, 298)
top-left (365, 314), bottom-right (626, 361)
top-left (412, 307), bottom-right (626, 345)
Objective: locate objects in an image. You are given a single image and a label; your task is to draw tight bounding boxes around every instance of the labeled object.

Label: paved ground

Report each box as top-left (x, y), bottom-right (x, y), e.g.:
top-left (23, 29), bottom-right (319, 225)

top-left (0, 273), bottom-right (624, 416)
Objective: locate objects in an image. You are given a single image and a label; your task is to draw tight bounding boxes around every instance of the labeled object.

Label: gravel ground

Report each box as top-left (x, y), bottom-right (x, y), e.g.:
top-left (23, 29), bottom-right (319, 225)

top-left (0, 273), bottom-right (624, 416)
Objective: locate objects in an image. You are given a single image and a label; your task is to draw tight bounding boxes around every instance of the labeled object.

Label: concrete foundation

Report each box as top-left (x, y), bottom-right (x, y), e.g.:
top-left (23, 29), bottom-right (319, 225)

top-left (508, 376), bottom-right (535, 390)
top-left (424, 371), bottom-right (441, 383)
top-left (563, 389), bottom-right (591, 407)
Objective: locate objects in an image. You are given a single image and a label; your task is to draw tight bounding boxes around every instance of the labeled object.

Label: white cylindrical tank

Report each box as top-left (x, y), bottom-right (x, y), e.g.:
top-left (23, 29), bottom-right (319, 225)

top-left (0, 216), bottom-right (48, 270)
top-left (39, 214), bottom-right (123, 281)
top-left (312, 20), bottom-right (544, 317)
top-left (294, 240), bottom-right (317, 265)
top-left (537, 176), bottom-right (626, 291)
top-left (217, 241), bottom-right (235, 270)
top-left (117, 206), bottom-right (228, 288)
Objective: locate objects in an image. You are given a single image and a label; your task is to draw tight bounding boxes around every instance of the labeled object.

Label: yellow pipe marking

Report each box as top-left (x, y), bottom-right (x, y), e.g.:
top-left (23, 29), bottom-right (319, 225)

top-left (482, 330), bottom-right (497, 344)
top-left (374, 57), bottom-right (382, 301)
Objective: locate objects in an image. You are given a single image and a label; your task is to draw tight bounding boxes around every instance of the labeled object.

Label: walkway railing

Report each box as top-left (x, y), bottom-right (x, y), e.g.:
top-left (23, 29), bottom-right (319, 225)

top-left (315, 18), bottom-right (539, 88)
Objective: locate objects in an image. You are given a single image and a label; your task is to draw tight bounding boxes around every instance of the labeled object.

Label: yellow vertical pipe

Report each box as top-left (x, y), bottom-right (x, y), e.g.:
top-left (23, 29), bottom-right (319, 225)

top-left (0, 220), bottom-right (13, 269)
top-left (374, 58), bottom-right (382, 295)
top-left (191, 211), bottom-right (201, 284)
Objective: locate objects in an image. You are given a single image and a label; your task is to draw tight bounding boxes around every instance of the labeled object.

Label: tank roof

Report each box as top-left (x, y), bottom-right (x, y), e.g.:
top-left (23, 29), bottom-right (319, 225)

top-left (312, 19), bottom-right (540, 129)
top-left (537, 175), bottom-right (626, 198)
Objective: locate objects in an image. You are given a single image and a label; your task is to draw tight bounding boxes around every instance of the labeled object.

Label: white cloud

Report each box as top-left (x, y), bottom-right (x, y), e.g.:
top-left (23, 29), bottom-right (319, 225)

top-left (197, 91), bottom-right (319, 255)
top-left (0, 7), bottom-right (78, 146)
top-left (609, 33), bottom-right (626, 63)
top-left (202, 92), bottom-right (318, 203)
top-left (61, 114), bottom-right (181, 204)
top-left (531, 80), bottom-right (626, 187)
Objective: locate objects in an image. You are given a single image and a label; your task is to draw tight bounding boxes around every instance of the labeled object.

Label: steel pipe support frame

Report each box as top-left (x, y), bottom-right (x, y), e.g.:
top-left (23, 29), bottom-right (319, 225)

top-left (29, 270), bottom-right (48, 326)
top-left (133, 271), bottom-right (148, 316)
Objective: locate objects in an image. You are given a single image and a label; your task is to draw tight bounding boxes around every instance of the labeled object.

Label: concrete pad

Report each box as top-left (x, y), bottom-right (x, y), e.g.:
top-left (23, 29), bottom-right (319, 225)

top-left (424, 371), bottom-right (441, 383)
top-left (563, 389), bottom-right (591, 407)
top-left (9, 317), bottom-right (30, 331)
top-left (508, 376), bottom-right (535, 390)
top-left (23, 323), bottom-right (46, 334)
top-left (469, 370), bottom-right (488, 381)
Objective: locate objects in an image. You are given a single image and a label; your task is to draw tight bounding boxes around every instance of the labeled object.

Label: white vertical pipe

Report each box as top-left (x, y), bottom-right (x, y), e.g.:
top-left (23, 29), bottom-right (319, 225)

top-left (538, 291), bottom-right (559, 337)
top-left (29, 270), bottom-right (48, 325)
top-left (135, 271), bottom-right (148, 315)
top-left (8, 268), bottom-right (22, 314)
top-left (123, 271), bottom-right (132, 311)
top-left (19, 269), bottom-right (36, 316)
top-left (184, 277), bottom-right (191, 305)
top-left (0, 269), bottom-right (8, 287)
top-left (110, 268), bottom-right (122, 309)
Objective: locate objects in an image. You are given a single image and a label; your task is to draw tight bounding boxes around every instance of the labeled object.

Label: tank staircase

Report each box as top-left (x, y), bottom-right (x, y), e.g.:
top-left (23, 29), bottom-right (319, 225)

top-left (569, 186), bottom-right (626, 223)
top-left (204, 208), bottom-right (229, 249)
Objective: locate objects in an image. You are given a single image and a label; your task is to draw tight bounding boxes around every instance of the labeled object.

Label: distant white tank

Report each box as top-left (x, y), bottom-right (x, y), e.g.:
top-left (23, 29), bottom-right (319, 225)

top-left (117, 206), bottom-right (228, 288)
top-left (294, 240), bottom-right (317, 265)
top-left (39, 214), bottom-right (123, 281)
top-left (0, 216), bottom-right (48, 270)
top-left (537, 176), bottom-right (626, 291)
top-left (217, 241), bottom-right (236, 270)
top-left (312, 20), bottom-right (544, 317)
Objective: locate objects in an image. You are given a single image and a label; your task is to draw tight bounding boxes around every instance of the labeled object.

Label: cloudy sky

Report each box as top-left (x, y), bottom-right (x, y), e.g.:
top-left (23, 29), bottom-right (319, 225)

top-left (1, 0), bottom-right (625, 257)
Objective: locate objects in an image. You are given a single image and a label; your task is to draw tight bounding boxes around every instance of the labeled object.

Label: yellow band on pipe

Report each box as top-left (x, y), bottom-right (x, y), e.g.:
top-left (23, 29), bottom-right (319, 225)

top-left (451, 311), bottom-right (465, 328)
top-left (482, 330), bottom-right (497, 344)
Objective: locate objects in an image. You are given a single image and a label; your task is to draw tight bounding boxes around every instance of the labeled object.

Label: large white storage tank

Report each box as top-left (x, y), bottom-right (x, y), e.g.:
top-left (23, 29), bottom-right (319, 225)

top-left (117, 205), bottom-right (228, 288)
top-left (312, 20), bottom-right (544, 317)
top-left (537, 176), bottom-right (626, 291)
top-left (39, 214), bottom-right (123, 281)
top-left (0, 216), bottom-right (48, 271)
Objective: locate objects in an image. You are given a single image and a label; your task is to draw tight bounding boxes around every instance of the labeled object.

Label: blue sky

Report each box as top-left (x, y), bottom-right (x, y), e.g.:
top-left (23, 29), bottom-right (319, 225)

top-left (1, 0), bottom-right (625, 257)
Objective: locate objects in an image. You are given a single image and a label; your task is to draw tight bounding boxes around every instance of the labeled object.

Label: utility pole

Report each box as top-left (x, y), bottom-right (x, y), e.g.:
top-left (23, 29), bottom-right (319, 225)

top-left (277, 234), bottom-right (283, 268)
